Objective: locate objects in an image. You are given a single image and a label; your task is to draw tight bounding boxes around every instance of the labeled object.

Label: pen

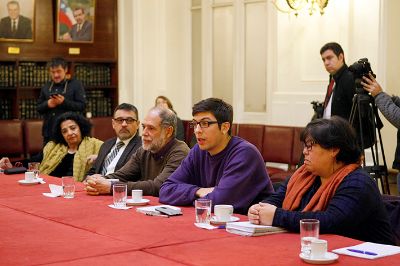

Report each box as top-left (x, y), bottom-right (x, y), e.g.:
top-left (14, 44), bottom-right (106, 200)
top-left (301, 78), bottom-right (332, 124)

top-left (347, 249), bottom-right (378, 256)
top-left (217, 225), bottom-right (225, 229)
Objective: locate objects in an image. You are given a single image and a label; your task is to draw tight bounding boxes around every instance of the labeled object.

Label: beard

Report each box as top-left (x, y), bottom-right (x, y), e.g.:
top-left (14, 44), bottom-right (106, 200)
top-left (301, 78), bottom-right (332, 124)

top-left (142, 134), bottom-right (166, 153)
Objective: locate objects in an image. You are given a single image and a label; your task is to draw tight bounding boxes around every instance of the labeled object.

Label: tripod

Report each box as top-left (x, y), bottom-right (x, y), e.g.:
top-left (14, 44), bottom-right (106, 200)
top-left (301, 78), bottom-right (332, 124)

top-left (349, 89), bottom-right (390, 194)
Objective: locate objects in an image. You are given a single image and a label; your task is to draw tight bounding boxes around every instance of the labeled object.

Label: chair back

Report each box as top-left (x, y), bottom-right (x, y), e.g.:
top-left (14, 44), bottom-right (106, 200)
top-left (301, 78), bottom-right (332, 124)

top-left (0, 120), bottom-right (25, 162)
top-left (23, 120), bottom-right (43, 158)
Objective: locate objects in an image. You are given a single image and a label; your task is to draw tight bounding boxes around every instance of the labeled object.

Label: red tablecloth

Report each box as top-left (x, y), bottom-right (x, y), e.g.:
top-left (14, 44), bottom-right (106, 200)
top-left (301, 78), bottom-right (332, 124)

top-left (0, 173), bottom-right (399, 265)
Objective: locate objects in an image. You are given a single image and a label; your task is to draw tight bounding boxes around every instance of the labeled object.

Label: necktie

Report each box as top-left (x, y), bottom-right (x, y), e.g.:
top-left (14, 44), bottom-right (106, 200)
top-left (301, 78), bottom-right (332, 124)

top-left (77, 24), bottom-right (82, 32)
top-left (12, 20), bottom-right (16, 33)
top-left (323, 78), bottom-right (335, 108)
top-left (101, 141), bottom-right (125, 175)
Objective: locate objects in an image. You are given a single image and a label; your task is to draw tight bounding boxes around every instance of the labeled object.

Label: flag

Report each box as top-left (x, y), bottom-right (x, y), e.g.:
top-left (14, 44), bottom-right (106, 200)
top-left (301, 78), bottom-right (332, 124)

top-left (58, 0), bottom-right (76, 36)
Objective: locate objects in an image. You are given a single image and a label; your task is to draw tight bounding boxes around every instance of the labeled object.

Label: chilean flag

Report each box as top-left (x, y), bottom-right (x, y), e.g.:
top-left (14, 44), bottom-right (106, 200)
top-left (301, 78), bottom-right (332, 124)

top-left (58, 0), bottom-right (76, 35)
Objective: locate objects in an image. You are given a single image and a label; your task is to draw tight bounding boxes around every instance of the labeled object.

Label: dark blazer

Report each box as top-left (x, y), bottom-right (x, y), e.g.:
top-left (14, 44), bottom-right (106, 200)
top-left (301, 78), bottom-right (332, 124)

top-left (87, 133), bottom-right (142, 176)
top-left (325, 64), bottom-right (356, 120)
top-left (0, 15), bottom-right (32, 39)
top-left (69, 20), bottom-right (93, 41)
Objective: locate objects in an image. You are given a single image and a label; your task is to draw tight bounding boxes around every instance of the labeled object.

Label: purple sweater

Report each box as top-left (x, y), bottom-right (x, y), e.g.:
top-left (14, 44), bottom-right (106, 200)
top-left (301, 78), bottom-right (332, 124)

top-left (159, 136), bottom-right (274, 214)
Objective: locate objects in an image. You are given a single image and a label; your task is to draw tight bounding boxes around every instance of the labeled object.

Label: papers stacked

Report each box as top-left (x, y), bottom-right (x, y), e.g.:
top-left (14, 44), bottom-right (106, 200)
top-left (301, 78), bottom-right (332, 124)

top-left (332, 242), bottom-right (400, 259)
top-left (226, 221), bottom-right (287, 236)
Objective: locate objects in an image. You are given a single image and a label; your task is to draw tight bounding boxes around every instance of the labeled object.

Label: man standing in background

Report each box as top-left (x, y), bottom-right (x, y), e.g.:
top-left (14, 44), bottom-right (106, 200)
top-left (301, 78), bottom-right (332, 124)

top-left (320, 42), bottom-right (355, 120)
top-left (37, 57), bottom-right (86, 144)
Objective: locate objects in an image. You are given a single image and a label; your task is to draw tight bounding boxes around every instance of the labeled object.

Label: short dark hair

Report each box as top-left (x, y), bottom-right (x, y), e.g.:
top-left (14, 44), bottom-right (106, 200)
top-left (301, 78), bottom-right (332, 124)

top-left (192, 98), bottom-right (233, 135)
top-left (48, 57), bottom-right (68, 70)
top-left (74, 7), bottom-right (85, 14)
top-left (114, 103), bottom-right (139, 120)
top-left (300, 116), bottom-right (361, 164)
top-left (52, 112), bottom-right (92, 145)
top-left (320, 42), bottom-right (346, 64)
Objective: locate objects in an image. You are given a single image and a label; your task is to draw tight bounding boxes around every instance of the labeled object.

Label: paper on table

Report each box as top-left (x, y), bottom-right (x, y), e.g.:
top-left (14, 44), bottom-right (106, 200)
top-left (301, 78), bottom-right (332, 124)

top-left (136, 205), bottom-right (181, 216)
top-left (42, 184), bottom-right (63, 198)
top-left (332, 242), bottom-right (400, 259)
top-left (194, 223), bottom-right (218, 230)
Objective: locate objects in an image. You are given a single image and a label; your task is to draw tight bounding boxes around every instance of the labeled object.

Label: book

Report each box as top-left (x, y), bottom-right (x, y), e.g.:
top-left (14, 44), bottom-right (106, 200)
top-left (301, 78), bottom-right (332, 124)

top-left (226, 221), bottom-right (287, 236)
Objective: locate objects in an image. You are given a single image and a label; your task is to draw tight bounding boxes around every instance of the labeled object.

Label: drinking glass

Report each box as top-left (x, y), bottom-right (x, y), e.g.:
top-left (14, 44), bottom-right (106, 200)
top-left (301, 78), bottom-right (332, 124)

top-left (62, 176), bottom-right (75, 199)
top-left (28, 162), bottom-right (40, 179)
top-left (300, 219), bottom-right (320, 257)
top-left (113, 183), bottom-right (127, 208)
top-left (195, 198), bottom-right (212, 224)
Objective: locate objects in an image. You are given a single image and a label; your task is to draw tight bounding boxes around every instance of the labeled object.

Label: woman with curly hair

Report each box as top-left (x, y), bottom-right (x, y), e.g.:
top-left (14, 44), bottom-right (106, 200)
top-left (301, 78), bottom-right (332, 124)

top-left (39, 112), bottom-right (103, 181)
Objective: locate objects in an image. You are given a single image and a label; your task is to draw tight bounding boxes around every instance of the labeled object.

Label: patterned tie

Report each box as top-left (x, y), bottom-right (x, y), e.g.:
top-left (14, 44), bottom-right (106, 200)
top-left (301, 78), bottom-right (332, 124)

top-left (12, 20), bottom-right (16, 33)
top-left (77, 24), bottom-right (82, 32)
top-left (101, 141), bottom-right (125, 175)
top-left (323, 78), bottom-right (335, 108)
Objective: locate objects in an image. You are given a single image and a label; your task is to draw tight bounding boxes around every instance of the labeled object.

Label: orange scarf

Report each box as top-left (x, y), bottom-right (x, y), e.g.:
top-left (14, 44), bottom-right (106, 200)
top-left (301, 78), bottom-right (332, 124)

top-left (282, 163), bottom-right (360, 212)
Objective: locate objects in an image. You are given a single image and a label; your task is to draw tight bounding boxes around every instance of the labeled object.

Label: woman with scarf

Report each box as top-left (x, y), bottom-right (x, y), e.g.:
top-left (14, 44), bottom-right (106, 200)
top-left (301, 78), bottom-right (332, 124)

top-left (39, 112), bottom-right (103, 181)
top-left (248, 116), bottom-right (395, 245)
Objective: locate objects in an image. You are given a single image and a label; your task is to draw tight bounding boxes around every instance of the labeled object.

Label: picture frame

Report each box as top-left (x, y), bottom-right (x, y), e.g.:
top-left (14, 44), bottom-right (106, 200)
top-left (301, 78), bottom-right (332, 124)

top-left (0, 0), bottom-right (35, 42)
top-left (56, 0), bottom-right (95, 43)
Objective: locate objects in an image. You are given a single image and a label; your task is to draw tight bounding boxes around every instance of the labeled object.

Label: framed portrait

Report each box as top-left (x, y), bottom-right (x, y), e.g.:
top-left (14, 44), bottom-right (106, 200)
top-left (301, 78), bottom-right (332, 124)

top-left (0, 0), bottom-right (35, 42)
top-left (56, 0), bottom-right (95, 43)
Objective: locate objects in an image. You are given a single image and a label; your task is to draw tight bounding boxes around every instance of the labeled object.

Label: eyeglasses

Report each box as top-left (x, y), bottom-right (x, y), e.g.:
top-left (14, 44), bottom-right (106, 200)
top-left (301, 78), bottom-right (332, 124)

top-left (113, 117), bottom-right (137, 124)
top-left (189, 120), bottom-right (219, 129)
top-left (303, 140), bottom-right (316, 151)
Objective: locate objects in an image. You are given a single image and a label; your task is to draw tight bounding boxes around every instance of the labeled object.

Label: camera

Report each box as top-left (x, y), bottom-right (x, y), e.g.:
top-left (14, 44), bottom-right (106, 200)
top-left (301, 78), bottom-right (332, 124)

top-left (311, 101), bottom-right (324, 119)
top-left (348, 58), bottom-right (376, 93)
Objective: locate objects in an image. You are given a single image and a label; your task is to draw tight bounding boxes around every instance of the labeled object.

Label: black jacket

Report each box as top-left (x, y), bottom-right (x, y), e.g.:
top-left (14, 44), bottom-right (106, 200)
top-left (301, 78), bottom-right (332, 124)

top-left (86, 134), bottom-right (142, 176)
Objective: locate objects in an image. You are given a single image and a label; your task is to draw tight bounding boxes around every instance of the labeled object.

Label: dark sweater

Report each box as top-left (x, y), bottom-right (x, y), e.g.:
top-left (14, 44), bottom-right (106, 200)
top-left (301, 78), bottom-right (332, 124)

top-left (264, 168), bottom-right (395, 245)
top-left (106, 138), bottom-right (189, 196)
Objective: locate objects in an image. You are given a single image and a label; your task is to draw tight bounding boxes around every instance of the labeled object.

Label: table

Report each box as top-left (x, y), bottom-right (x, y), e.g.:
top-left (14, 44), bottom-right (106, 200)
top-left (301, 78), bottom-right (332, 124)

top-left (0, 173), bottom-right (398, 265)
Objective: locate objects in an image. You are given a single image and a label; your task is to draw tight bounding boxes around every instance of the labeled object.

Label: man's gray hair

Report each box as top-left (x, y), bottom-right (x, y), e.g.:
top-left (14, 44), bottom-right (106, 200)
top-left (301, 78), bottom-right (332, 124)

top-left (151, 106), bottom-right (177, 137)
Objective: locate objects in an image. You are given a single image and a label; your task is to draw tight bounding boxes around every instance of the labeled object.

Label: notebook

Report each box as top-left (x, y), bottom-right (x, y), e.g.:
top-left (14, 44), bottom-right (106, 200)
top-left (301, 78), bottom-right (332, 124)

top-left (226, 221), bottom-right (287, 236)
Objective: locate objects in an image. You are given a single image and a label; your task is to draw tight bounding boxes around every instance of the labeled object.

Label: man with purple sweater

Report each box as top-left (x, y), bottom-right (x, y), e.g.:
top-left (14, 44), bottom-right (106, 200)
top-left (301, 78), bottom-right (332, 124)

top-left (159, 98), bottom-right (274, 214)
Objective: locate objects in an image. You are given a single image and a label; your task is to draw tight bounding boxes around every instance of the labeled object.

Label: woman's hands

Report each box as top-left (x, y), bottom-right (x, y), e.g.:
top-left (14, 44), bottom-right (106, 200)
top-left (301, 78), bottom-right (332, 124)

top-left (248, 202), bottom-right (277, 225)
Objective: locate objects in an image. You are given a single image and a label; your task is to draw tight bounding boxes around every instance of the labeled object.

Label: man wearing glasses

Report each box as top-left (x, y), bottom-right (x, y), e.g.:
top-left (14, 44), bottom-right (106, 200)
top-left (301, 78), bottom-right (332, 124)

top-left (159, 98), bottom-right (274, 214)
top-left (85, 106), bottom-right (190, 196)
top-left (86, 103), bottom-right (142, 176)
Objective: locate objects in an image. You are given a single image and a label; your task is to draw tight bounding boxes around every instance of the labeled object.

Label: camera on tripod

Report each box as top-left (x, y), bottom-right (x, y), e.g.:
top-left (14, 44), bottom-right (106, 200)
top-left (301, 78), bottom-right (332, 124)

top-left (348, 58), bottom-right (376, 94)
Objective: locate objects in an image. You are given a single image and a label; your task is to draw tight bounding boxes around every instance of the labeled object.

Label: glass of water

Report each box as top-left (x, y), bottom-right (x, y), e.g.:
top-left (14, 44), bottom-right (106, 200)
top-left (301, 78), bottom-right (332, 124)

top-left (300, 219), bottom-right (320, 257)
top-left (113, 183), bottom-right (127, 208)
top-left (28, 162), bottom-right (40, 179)
top-left (62, 176), bottom-right (75, 199)
top-left (195, 198), bottom-right (212, 224)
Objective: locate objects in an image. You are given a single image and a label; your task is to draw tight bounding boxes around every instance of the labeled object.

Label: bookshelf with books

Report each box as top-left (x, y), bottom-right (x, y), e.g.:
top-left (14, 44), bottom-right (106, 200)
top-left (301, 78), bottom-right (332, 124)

top-left (0, 0), bottom-right (118, 121)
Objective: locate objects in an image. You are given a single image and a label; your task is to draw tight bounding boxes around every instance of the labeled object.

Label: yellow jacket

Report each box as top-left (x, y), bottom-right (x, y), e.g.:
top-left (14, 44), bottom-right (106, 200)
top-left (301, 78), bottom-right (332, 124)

top-left (40, 137), bottom-right (103, 182)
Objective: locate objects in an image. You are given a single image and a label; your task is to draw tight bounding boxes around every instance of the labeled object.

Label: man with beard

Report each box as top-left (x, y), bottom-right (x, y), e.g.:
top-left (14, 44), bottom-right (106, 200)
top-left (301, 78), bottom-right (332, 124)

top-left (86, 103), bottom-right (142, 176)
top-left (84, 107), bottom-right (190, 196)
top-left (37, 57), bottom-right (86, 144)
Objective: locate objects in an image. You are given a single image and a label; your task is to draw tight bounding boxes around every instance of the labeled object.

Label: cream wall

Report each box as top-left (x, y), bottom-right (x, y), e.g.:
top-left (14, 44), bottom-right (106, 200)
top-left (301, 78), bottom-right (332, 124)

top-left (118, 0), bottom-right (398, 168)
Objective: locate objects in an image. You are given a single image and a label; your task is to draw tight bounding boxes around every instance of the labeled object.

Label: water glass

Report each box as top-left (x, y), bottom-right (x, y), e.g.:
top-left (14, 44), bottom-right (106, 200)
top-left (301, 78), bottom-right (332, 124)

top-left (300, 219), bottom-right (320, 257)
top-left (62, 176), bottom-right (75, 199)
top-left (195, 198), bottom-right (212, 224)
top-left (28, 162), bottom-right (40, 178)
top-left (113, 183), bottom-right (127, 208)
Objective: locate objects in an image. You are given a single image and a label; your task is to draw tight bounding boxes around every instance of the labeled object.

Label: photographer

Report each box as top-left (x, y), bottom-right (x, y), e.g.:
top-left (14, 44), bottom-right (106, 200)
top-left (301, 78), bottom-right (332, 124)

top-left (362, 73), bottom-right (400, 194)
top-left (37, 57), bottom-right (86, 144)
